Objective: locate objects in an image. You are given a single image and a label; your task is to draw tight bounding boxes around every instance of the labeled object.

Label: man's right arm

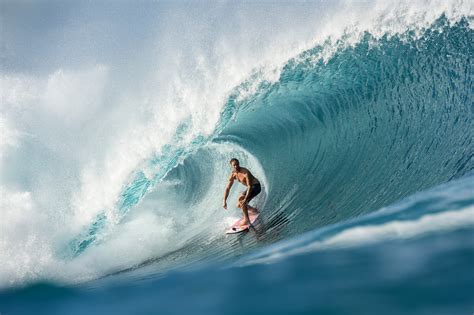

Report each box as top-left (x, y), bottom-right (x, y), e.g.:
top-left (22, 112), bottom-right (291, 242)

top-left (223, 174), bottom-right (234, 209)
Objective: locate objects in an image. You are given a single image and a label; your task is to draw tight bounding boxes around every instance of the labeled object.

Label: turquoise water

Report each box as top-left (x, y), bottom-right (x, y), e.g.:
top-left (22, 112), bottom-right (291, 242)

top-left (1, 3), bottom-right (473, 315)
top-left (2, 175), bottom-right (474, 314)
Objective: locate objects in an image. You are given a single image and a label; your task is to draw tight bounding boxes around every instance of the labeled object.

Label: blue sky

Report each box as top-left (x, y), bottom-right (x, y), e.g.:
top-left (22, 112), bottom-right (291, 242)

top-left (1, 1), bottom-right (337, 75)
top-left (1, 1), bottom-right (162, 74)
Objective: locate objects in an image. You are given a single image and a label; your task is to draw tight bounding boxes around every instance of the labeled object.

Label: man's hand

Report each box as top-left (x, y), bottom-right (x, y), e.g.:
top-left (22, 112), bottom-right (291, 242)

top-left (223, 201), bottom-right (227, 210)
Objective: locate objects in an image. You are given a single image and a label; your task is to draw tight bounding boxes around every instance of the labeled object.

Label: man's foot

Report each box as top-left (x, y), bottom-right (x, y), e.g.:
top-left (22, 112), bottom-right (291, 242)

top-left (240, 220), bottom-right (250, 227)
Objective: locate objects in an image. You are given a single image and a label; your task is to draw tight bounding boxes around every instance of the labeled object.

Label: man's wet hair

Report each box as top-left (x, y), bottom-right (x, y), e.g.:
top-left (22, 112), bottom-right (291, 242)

top-left (230, 158), bottom-right (239, 165)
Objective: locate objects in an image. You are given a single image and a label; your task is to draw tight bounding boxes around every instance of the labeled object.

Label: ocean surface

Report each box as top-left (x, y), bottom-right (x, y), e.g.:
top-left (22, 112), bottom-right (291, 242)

top-left (1, 1), bottom-right (473, 314)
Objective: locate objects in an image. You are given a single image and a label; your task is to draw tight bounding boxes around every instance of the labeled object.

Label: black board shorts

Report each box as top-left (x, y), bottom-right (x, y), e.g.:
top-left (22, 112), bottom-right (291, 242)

top-left (243, 183), bottom-right (261, 200)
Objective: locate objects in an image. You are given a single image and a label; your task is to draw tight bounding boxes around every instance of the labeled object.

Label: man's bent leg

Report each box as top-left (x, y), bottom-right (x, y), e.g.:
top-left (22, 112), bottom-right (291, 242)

top-left (237, 193), bottom-right (245, 208)
top-left (241, 202), bottom-right (251, 226)
top-left (241, 188), bottom-right (260, 223)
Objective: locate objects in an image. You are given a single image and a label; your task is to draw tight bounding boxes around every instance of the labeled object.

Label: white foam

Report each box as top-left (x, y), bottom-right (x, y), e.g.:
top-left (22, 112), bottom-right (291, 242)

top-left (65, 212), bottom-right (179, 281)
top-left (0, 187), bottom-right (54, 287)
top-left (321, 207), bottom-right (474, 248)
top-left (242, 207), bottom-right (474, 266)
top-left (42, 66), bottom-right (109, 125)
top-left (0, 115), bottom-right (19, 159)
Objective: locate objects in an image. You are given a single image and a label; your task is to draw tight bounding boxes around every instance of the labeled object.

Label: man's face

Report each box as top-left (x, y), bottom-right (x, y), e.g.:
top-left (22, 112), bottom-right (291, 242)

top-left (231, 161), bottom-right (239, 171)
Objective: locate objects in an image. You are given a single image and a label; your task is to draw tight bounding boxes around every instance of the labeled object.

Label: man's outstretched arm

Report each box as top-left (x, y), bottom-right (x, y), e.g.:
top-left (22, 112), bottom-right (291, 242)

top-left (223, 175), bottom-right (234, 209)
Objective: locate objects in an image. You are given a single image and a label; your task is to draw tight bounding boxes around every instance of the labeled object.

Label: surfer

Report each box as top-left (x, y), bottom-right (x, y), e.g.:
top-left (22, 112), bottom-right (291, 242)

top-left (222, 158), bottom-right (261, 227)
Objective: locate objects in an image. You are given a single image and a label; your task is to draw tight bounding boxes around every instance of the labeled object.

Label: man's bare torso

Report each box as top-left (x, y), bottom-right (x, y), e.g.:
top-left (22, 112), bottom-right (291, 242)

top-left (231, 167), bottom-right (260, 186)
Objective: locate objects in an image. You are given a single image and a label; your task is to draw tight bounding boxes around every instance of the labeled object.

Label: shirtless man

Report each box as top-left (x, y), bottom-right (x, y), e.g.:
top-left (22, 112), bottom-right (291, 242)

top-left (222, 158), bottom-right (261, 227)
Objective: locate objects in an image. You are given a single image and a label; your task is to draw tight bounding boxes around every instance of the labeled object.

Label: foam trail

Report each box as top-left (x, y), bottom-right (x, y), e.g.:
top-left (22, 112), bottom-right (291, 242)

top-left (242, 207), bottom-right (474, 267)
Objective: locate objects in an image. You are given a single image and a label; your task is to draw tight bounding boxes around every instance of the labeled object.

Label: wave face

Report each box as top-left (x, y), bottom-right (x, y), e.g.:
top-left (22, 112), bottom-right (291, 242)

top-left (215, 15), bottom-right (473, 241)
top-left (63, 14), bottom-right (473, 274)
top-left (0, 3), bottom-right (473, 310)
top-left (116, 14), bottom-right (473, 273)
